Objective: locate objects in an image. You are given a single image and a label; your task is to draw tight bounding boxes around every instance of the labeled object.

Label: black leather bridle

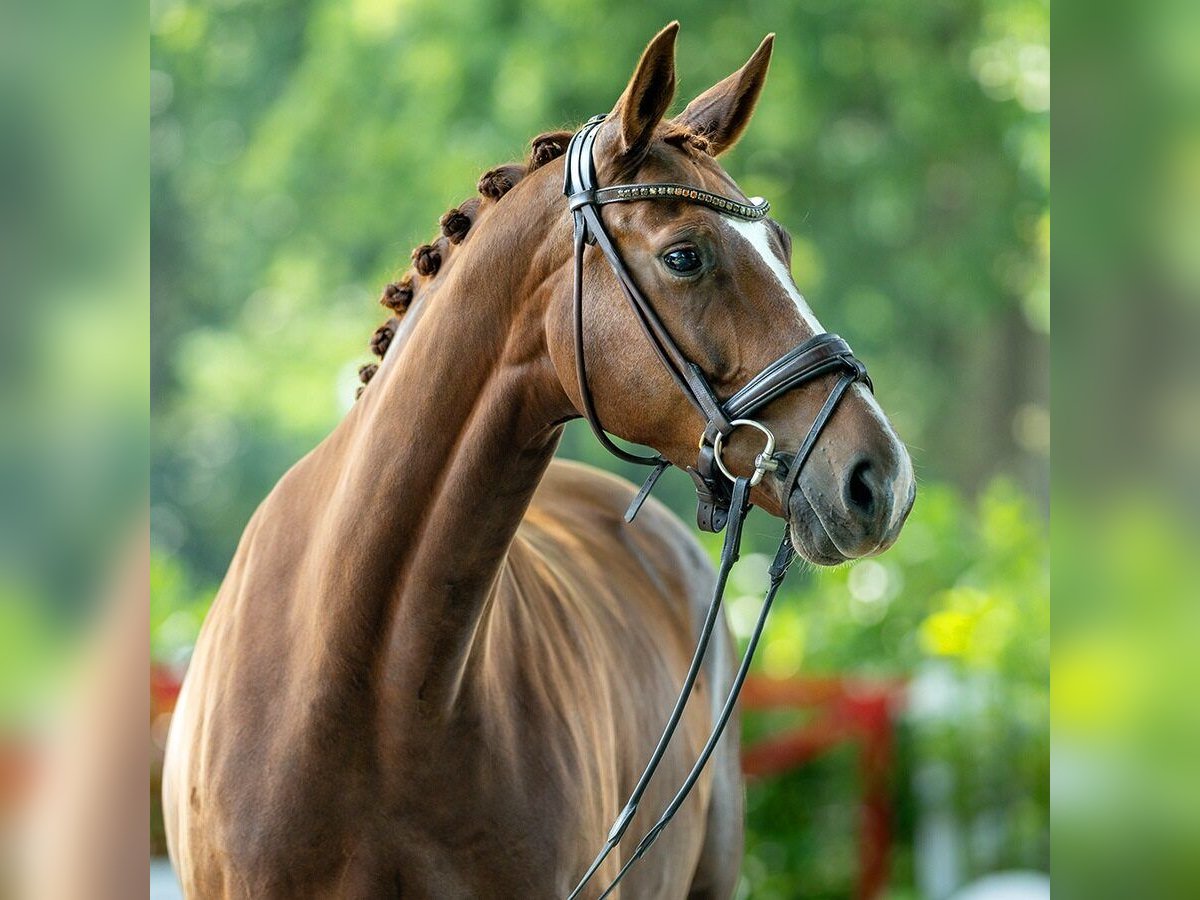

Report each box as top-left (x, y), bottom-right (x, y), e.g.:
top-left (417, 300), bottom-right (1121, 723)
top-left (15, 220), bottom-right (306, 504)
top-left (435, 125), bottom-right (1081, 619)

top-left (563, 114), bottom-right (873, 899)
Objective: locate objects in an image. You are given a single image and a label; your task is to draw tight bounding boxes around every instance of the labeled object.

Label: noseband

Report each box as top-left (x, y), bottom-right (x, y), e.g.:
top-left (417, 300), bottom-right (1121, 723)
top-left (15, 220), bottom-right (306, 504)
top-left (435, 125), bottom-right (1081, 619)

top-left (563, 115), bottom-right (872, 899)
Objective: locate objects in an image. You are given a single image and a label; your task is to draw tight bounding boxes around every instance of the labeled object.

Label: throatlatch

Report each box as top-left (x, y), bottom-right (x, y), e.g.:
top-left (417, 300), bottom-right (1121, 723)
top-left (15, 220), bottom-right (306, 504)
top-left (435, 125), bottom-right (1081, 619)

top-left (562, 114), bottom-right (872, 899)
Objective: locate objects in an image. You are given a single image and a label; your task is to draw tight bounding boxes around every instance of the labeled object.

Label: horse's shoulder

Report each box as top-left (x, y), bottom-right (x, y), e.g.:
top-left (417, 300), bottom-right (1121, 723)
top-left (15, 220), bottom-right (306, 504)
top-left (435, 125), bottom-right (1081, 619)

top-left (523, 458), bottom-right (715, 594)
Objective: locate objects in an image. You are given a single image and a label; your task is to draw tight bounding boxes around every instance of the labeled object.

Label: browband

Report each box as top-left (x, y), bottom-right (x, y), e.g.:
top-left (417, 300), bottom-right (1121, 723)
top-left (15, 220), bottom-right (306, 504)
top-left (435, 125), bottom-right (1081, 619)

top-left (569, 182), bottom-right (769, 221)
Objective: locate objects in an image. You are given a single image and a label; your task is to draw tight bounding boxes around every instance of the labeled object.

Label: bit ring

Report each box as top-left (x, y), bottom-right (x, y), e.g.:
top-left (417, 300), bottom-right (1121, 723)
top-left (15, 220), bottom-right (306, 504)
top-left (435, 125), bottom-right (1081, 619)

top-left (712, 419), bottom-right (780, 487)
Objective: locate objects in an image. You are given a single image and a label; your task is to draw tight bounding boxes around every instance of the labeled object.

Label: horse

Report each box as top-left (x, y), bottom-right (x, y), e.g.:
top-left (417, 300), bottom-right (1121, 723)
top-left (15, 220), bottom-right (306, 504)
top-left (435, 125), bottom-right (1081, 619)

top-left (162, 23), bottom-right (915, 899)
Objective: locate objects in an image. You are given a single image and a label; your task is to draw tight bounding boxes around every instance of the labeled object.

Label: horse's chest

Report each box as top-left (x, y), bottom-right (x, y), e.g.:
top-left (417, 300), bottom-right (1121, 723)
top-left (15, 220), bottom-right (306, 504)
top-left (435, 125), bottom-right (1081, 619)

top-left (364, 661), bottom-right (654, 893)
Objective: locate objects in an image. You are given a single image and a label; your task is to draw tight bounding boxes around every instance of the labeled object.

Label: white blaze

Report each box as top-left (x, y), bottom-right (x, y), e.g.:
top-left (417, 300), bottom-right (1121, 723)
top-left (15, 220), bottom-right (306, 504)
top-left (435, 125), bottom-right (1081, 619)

top-left (723, 217), bottom-right (824, 334)
top-left (723, 217), bottom-right (913, 519)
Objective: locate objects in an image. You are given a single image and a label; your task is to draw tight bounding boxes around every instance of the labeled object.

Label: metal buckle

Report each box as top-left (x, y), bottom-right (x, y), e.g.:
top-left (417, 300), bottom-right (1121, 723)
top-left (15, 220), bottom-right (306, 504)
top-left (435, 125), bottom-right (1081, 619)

top-left (710, 419), bottom-right (781, 487)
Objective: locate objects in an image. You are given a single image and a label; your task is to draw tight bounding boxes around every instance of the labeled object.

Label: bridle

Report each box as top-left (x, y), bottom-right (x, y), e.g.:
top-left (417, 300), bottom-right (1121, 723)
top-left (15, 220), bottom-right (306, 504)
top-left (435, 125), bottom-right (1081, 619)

top-left (565, 115), bottom-right (871, 534)
top-left (563, 114), bottom-right (873, 898)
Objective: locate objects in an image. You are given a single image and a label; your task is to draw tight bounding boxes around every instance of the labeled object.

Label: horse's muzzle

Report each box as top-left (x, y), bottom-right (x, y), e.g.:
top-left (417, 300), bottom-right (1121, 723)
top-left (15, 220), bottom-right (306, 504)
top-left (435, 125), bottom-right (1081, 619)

top-left (785, 450), bottom-right (915, 564)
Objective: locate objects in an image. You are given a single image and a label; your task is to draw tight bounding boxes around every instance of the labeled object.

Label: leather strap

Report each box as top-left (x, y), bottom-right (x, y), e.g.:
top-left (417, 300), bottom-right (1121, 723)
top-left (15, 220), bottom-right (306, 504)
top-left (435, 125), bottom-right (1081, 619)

top-left (566, 116), bottom-right (743, 477)
top-left (572, 183), bottom-right (769, 221)
top-left (686, 451), bottom-right (730, 533)
top-left (623, 459), bottom-right (669, 523)
top-left (566, 477), bottom-right (753, 900)
top-left (782, 370), bottom-right (860, 501)
top-left (594, 532), bottom-right (796, 900)
top-left (711, 333), bottom-right (871, 438)
top-left (571, 210), bottom-right (664, 467)
top-left (576, 200), bottom-right (734, 438)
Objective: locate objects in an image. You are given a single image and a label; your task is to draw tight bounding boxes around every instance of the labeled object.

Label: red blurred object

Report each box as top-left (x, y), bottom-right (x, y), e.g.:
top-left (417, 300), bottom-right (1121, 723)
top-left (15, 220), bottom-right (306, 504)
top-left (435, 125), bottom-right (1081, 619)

top-left (740, 675), bottom-right (905, 900)
top-left (151, 663), bottom-right (182, 715)
top-left (0, 739), bottom-right (37, 822)
top-left (150, 662), bottom-right (184, 855)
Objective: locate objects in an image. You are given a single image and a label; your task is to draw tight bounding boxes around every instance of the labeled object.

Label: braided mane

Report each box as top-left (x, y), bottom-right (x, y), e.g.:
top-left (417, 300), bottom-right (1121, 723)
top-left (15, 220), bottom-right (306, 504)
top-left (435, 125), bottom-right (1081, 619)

top-left (354, 122), bottom-right (714, 398)
top-left (354, 130), bottom-right (573, 398)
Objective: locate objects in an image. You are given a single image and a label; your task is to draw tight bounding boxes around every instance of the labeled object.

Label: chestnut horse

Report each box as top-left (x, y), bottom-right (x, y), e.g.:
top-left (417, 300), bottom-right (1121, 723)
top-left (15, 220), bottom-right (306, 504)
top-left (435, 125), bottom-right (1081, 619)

top-left (163, 24), bottom-right (914, 899)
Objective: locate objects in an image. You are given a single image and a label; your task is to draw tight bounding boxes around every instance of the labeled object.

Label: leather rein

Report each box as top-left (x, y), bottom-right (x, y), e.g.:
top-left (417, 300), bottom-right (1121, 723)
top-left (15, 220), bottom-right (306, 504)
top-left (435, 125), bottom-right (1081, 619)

top-left (563, 115), bottom-right (872, 898)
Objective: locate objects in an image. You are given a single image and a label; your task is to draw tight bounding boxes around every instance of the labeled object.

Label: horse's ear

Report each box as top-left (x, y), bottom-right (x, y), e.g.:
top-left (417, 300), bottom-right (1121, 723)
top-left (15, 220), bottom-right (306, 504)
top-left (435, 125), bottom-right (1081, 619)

top-left (610, 22), bottom-right (679, 163)
top-left (672, 33), bottom-right (774, 156)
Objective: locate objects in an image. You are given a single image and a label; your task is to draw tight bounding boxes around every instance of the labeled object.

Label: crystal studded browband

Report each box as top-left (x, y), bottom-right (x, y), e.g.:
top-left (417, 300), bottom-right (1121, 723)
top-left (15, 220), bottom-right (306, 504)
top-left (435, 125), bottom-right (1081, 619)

top-left (567, 182), bottom-right (770, 221)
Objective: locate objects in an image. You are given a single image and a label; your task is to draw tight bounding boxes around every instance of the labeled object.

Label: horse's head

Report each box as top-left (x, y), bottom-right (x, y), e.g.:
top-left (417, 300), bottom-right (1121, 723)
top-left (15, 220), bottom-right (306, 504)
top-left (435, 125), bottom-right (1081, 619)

top-left (544, 24), bottom-right (914, 564)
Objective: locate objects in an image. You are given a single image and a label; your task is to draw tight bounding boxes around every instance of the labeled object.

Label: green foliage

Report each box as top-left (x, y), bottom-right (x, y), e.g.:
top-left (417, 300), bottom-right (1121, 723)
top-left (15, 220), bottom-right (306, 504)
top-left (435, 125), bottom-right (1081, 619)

top-left (150, 550), bottom-right (215, 667)
top-left (0, 586), bottom-right (65, 727)
top-left (725, 480), bottom-right (1047, 677)
top-left (737, 480), bottom-right (1048, 897)
top-left (1054, 497), bottom-right (1200, 899)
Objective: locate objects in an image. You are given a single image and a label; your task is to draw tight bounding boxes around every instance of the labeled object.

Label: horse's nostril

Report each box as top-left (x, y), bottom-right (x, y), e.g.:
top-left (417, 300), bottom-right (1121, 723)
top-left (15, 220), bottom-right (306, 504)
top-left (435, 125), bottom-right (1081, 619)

top-left (846, 459), bottom-right (877, 518)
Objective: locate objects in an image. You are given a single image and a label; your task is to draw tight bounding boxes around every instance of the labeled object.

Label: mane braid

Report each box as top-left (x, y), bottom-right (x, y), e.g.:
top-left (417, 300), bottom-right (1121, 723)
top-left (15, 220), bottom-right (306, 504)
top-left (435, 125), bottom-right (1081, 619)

top-left (356, 130), bottom-right (571, 398)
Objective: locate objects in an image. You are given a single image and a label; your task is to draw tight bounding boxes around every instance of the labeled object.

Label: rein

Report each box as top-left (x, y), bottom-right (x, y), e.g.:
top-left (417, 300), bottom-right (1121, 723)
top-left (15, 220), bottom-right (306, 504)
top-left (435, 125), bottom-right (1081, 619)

top-left (563, 115), bottom-right (871, 898)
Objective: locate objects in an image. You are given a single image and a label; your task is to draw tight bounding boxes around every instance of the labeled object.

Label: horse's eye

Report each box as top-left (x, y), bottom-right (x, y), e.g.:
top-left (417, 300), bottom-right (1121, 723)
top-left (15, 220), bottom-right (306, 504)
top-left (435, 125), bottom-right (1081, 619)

top-left (662, 246), bottom-right (703, 275)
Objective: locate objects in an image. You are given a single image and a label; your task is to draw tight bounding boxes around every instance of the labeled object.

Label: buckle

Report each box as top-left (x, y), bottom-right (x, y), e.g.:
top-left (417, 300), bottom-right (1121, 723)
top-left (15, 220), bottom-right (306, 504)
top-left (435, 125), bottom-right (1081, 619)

top-left (568, 189), bottom-right (597, 211)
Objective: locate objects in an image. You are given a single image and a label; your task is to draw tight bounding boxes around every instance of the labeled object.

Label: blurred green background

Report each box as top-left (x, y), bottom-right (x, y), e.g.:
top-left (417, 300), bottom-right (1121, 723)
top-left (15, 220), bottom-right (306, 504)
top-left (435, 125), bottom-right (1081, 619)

top-left (148, 0), bottom-right (1049, 896)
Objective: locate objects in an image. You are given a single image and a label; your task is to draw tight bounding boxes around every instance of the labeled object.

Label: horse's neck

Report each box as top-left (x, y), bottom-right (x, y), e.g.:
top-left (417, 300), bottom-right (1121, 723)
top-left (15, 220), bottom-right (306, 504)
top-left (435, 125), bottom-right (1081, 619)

top-left (299, 197), bottom-right (569, 715)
